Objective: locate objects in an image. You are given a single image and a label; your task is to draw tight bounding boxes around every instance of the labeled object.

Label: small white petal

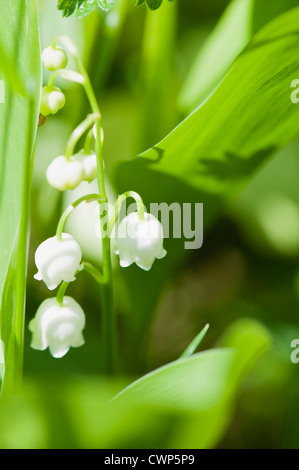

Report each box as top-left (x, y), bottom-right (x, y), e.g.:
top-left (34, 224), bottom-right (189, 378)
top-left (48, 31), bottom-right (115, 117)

top-left (78, 151), bottom-right (97, 182)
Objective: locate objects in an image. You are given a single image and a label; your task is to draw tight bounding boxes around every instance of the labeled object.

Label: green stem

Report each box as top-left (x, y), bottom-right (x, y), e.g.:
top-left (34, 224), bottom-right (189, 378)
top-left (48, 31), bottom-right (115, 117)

top-left (64, 113), bottom-right (100, 161)
top-left (56, 262), bottom-right (103, 306)
top-left (56, 281), bottom-right (69, 306)
top-left (109, 191), bottom-right (145, 235)
top-left (82, 261), bottom-right (103, 284)
top-left (84, 128), bottom-right (95, 155)
top-left (56, 193), bottom-right (105, 241)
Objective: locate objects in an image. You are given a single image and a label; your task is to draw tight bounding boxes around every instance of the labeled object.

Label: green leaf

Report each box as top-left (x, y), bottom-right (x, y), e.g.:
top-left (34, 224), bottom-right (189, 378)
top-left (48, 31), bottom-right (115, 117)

top-left (146, 0), bottom-right (163, 11)
top-left (112, 349), bottom-right (235, 412)
top-left (97, 0), bottom-right (118, 12)
top-left (76, 0), bottom-right (97, 17)
top-left (114, 7), bottom-right (299, 367)
top-left (179, 0), bottom-right (299, 113)
top-left (57, 0), bottom-right (84, 17)
top-left (0, 42), bottom-right (26, 96)
top-left (0, 0), bottom-right (41, 394)
top-left (217, 318), bottom-right (272, 383)
top-left (0, 338), bottom-right (4, 395)
top-left (0, 319), bottom-right (270, 448)
top-left (139, 0), bottom-right (177, 149)
top-left (180, 324), bottom-right (210, 358)
top-left (57, 0), bottom-right (118, 16)
top-left (109, 318), bottom-right (270, 448)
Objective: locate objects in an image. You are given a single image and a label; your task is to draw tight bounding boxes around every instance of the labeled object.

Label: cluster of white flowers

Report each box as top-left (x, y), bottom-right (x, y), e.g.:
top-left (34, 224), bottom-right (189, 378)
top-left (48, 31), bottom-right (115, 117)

top-left (30, 42), bottom-right (167, 359)
top-left (46, 151), bottom-right (97, 191)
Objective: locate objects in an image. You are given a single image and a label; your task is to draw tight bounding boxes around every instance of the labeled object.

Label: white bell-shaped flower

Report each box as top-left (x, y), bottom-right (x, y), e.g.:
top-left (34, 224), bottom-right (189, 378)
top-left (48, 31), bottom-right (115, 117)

top-left (34, 233), bottom-right (82, 290)
top-left (113, 212), bottom-right (167, 271)
top-left (40, 85), bottom-right (66, 116)
top-left (41, 46), bottom-right (68, 71)
top-left (73, 150), bottom-right (97, 182)
top-left (29, 297), bottom-right (85, 358)
top-left (46, 155), bottom-right (85, 191)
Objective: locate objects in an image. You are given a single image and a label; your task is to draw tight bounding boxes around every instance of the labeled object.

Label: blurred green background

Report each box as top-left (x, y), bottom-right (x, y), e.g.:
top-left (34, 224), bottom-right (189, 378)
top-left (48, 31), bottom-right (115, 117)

top-left (2, 0), bottom-right (299, 449)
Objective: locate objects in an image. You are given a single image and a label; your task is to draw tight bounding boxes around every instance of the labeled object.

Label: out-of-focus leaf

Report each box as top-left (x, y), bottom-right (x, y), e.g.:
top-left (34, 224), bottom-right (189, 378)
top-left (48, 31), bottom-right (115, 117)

top-left (114, 8), bottom-right (299, 369)
top-left (139, 0), bottom-right (177, 150)
top-left (76, 0), bottom-right (97, 17)
top-left (180, 324), bottom-right (210, 358)
top-left (57, 0), bottom-right (84, 17)
top-left (0, 42), bottom-right (25, 95)
top-left (179, 0), bottom-right (299, 113)
top-left (0, 318), bottom-right (270, 448)
top-left (112, 349), bottom-right (235, 412)
top-left (231, 140), bottom-right (299, 257)
top-left (57, 0), bottom-right (118, 16)
top-left (0, 338), bottom-right (4, 394)
top-left (0, 0), bottom-right (41, 394)
top-left (146, 0), bottom-right (163, 11)
top-left (217, 318), bottom-right (272, 385)
top-left (97, 0), bottom-right (118, 12)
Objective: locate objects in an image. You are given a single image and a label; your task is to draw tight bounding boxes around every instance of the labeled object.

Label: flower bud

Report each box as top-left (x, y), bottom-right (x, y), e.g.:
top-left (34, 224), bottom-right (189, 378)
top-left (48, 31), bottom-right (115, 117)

top-left (29, 297), bottom-right (85, 358)
top-left (40, 86), bottom-right (66, 116)
top-left (113, 212), bottom-right (167, 271)
top-left (34, 233), bottom-right (82, 290)
top-left (46, 155), bottom-right (85, 191)
top-left (77, 150), bottom-right (97, 182)
top-left (41, 46), bottom-right (68, 71)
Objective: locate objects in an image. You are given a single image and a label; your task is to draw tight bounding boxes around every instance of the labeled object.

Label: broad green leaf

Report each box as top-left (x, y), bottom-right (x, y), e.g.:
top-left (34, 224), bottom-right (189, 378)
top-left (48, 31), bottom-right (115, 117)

top-left (0, 319), bottom-right (270, 448)
top-left (0, 338), bottom-right (4, 394)
top-left (0, 0), bottom-right (41, 394)
top-left (0, 41), bottom-right (25, 96)
top-left (112, 349), bottom-right (235, 412)
top-left (179, 0), bottom-right (299, 113)
top-left (139, 0), bottom-right (177, 149)
top-left (109, 318), bottom-right (270, 448)
top-left (114, 8), bottom-right (299, 368)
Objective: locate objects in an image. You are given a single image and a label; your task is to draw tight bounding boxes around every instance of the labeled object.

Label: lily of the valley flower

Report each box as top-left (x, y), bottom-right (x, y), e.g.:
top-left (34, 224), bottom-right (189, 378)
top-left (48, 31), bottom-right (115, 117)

top-left (47, 152), bottom-right (98, 191)
top-left (80, 151), bottom-right (97, 182)
top-left (41, 46), bottom-right (68, 71)
top-left (40, 85), bottom-right (66, 116)
top-left (46, 155), bottom-right (85, 191)
top-left (29, 297), bottom-right (85, 358)
top-left (34, 233), bottom-right (82, 290)
top-left (113, 212), bottom-right (167, 271)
